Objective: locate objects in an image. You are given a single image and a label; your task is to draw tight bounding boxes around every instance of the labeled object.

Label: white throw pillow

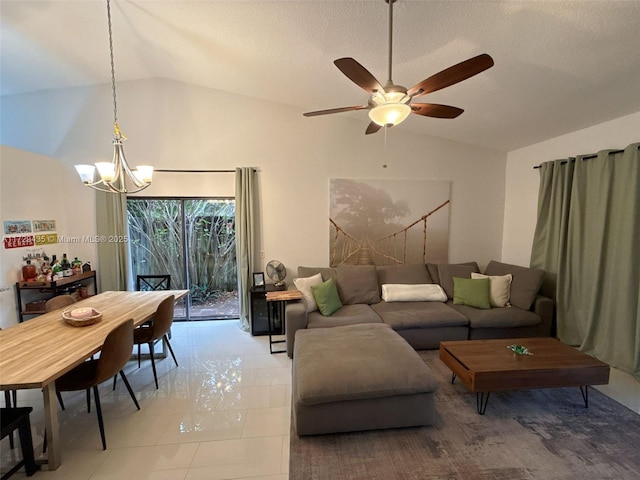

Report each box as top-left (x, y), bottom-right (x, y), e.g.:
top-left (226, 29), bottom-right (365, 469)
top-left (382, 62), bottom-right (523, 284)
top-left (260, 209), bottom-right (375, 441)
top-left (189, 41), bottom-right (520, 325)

top-left (471, 272), bottom-right (512, 307)
top-left (293, 273), bottom-right (323, 313)
top-left (381, 284), bottom-right (448, 302)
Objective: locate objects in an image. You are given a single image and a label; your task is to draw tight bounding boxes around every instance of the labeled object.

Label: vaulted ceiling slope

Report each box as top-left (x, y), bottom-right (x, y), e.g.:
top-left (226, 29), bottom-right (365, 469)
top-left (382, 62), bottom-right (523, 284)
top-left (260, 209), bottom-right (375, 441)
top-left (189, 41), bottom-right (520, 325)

top-left (1, 1), bottom-right (639, 151)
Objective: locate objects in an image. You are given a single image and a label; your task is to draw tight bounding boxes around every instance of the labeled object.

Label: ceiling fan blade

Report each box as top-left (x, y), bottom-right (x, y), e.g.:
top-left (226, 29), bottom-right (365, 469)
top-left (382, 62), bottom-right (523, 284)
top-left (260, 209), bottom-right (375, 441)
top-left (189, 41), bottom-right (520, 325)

top-left (365, 122), bottom-right (383, 135)
top-left (334, 58), bottom-right (385, 93)
top-left (411, 103), bottom-right (464, 119)
top-left (407, 53), bottom-right (494, 97)
top-left (303, 105), bottom-right (367, 117)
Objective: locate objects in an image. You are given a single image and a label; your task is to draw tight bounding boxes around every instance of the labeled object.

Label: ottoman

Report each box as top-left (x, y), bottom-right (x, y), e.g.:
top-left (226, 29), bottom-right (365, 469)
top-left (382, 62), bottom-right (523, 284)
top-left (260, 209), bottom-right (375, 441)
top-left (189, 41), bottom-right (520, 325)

top-left (292, 323), bottom-right (438, 435)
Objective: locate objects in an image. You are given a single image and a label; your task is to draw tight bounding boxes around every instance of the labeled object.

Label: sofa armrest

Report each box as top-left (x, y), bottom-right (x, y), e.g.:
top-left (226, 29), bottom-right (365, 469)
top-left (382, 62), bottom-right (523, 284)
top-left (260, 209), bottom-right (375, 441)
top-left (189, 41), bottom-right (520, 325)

top-left (531, 294), bottom-right (554, 337)
top-left (285, 300), bottom-right (308, 358)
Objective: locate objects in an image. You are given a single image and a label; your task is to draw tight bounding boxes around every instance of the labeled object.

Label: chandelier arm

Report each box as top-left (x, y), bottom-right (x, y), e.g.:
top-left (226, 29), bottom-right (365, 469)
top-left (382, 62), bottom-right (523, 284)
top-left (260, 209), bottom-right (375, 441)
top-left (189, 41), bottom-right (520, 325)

top-left (85, 182), bottom-right (151, 195)
top-left (116, 143), bottom-right (147, 188)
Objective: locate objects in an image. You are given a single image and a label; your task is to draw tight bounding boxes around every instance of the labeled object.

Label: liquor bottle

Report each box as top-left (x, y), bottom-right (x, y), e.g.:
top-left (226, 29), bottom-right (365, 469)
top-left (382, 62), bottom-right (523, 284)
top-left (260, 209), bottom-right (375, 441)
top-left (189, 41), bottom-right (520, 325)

top-left (22, 259), bottom-right (37, 281)
top-left (61, 254), bottom-right (71, 269)
top-left (51, 255), bottom-right (61, 279)
top-left (61, 253), bottom-right (72, 277)
top-left (71, 257), bottom-right (82, 275)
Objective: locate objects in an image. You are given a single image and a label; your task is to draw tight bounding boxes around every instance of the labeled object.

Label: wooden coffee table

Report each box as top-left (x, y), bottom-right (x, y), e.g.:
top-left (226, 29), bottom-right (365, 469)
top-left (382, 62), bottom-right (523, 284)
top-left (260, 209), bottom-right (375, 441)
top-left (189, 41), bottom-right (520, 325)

top-left (439, 338), bottom-right (610, 414)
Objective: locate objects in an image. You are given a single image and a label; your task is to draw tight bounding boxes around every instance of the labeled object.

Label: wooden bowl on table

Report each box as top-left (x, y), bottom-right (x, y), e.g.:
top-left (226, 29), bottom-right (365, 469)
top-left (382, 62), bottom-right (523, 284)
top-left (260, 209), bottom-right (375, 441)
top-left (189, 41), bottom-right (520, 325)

top-left (62, 307), bottom-right (103, 327)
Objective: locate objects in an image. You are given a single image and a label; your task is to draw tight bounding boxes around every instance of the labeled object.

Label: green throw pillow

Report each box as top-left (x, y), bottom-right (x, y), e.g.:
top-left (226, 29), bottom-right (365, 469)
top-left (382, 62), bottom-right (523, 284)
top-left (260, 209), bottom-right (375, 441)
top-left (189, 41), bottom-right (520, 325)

top-left (453, 277), bottom-right (491, 309)
top-left (311, 278), bottom-right (343, 316)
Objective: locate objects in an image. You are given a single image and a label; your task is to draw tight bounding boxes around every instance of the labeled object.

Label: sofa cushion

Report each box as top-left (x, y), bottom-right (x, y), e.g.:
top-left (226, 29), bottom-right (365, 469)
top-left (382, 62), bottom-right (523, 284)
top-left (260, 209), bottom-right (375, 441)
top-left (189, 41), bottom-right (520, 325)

top-left (437, 262), bottom-right (480, 299)
top-left (484, 261), bottom-right (544, 311)
top-left (311, 278), bottom-right (343, 316)
top-left (371, 301), bottom-right (469, 330)
top-left (381, 284), bottom-right (447, 302)
top-left (453, 277), bottom-right (491, 309)
top-left (293, 273), bottom-right (323, 313)
top-left (307, 304), bottom-right (383, 328)
top-left (426, 263), bottom-right (440, 285)
top-left (449, 303), bottom-right (541, 328)
top-left (335, 265), bottom-right (381, 305)
top-left (376, 264), bottom-right (433, 286)
top-left (471, 272), bottom-right (512, 307)
top-left (298, 266), bottom-right (335, 282)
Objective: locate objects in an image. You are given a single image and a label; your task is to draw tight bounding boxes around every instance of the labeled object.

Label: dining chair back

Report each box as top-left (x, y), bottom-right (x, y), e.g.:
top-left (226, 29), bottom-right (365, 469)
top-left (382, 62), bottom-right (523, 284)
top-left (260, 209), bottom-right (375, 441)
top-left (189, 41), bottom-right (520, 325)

top-left (45, 294), bottom-right (75, 312)
top-left (55, 319), bottom-right (140, 450)
top-left (133, 295), bottom-right (178, 389)
top-left (136, 275), bottom-right (171, 291)
top-left (1, 407), bottom-right (40, 478)
top-left (1, 328), bottom-right (18, 450)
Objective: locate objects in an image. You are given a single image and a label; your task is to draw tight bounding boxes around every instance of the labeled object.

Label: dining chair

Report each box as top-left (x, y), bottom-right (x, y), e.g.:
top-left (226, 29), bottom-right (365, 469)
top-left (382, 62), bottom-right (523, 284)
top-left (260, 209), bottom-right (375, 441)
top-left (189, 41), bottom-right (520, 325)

top-left (1, 328), bottom-right (18, 450)
top-left (133, 295), bottom-right (178, 389)
top-left (136, 274), bottom-right (171, 291)
top-left (45, 294), bottom-right (75, 312)
top-left (1, 407), bottom-right (40, 478)
top-left (3, 391), bottom-right (18, 449)
top-left (55, 319), bottom-right (140, 450)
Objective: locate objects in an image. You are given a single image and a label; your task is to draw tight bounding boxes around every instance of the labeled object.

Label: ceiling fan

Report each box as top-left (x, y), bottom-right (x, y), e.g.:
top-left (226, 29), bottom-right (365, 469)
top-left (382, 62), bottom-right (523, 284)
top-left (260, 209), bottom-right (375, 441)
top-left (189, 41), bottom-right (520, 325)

top-left (303, 0), bottom-right (494, 135)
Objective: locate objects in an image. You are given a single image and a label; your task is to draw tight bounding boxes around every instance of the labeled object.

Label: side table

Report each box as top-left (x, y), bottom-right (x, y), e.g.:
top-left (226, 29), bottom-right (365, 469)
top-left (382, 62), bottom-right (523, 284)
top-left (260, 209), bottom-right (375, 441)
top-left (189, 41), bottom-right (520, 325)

top-left (265, 289), bottom-right (302, 354)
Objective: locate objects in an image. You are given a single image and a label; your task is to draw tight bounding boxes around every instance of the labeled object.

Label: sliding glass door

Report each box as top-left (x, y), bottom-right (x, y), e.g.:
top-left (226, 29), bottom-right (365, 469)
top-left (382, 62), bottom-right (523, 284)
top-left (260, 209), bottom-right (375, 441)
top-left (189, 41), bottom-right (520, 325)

top-left (127, 198), bottom-right (238, 320)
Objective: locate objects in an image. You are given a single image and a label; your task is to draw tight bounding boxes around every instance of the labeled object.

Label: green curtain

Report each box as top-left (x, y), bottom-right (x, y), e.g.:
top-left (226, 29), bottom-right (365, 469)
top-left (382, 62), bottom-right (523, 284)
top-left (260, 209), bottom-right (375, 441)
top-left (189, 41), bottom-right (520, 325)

top-left (531, 142), bottom-right (640, 380)
top-left (235, 167), bottom-right (256, 332)
top-left (95, 191), bottom-right (130, 291)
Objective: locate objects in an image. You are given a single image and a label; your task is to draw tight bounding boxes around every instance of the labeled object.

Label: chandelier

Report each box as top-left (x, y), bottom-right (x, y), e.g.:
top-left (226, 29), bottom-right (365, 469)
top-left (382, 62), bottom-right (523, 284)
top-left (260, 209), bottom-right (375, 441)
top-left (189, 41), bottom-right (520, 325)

top-left (74, 0), bottom-right (153, 194)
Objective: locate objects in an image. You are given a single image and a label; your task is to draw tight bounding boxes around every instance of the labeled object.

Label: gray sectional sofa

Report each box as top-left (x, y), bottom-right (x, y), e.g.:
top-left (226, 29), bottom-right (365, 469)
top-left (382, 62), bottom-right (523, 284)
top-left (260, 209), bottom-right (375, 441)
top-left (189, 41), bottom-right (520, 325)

top-left (285, 261), bottom-right (554, 357)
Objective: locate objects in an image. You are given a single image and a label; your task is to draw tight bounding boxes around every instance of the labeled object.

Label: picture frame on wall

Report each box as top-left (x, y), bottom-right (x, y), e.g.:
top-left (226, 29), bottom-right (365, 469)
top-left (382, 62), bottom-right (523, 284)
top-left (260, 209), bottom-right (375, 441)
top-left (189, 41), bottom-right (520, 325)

top-left (253, 272), bottom-right (265, 288)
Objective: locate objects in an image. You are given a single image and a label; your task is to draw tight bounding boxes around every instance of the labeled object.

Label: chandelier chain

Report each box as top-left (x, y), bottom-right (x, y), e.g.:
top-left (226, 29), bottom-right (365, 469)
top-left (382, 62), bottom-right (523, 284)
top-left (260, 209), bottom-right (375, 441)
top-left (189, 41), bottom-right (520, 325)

top-left (106, 0), bottom-right (118, 129)
top-left (74, 0), bottom-right (152, 194)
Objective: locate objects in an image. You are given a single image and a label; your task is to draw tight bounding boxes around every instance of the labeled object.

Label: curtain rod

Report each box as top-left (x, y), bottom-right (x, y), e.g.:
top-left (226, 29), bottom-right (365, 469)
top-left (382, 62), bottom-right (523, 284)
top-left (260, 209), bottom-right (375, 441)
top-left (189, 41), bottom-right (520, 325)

top-left (533, 147), bottom-right (628, 169)
top-left (154, 169), bottom-right (256, 173)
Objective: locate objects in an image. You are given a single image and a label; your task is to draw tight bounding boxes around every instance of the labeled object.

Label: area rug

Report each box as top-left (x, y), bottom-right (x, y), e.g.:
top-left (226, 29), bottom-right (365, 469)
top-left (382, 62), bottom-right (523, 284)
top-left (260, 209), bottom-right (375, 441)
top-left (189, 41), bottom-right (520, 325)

top-left (290, 350), bottom-right (640, 480)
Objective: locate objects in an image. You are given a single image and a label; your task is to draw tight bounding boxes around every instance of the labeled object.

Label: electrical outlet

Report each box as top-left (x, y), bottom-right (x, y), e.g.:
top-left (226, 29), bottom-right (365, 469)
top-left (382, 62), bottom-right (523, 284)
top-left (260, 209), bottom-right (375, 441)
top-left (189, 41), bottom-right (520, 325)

top-left (260, 251), bottom-right (265, 258)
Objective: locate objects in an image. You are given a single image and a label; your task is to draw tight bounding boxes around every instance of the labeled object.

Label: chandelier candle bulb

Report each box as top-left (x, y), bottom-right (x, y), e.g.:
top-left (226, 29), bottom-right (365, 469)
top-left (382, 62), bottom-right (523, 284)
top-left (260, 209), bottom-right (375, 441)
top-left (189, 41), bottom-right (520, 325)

top-left (134, 165), bottom-right (154, 183)
top-left (75, 164), bottom-right (96, 183)
top-left (95, 162), bottom-right (116, 182)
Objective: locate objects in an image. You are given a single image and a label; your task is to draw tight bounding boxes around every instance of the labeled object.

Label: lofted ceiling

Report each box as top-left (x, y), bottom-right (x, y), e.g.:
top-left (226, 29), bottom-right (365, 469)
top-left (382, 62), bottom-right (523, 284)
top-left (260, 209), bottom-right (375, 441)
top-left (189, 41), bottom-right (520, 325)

top-left (1, 0), bottom-right (639, 152)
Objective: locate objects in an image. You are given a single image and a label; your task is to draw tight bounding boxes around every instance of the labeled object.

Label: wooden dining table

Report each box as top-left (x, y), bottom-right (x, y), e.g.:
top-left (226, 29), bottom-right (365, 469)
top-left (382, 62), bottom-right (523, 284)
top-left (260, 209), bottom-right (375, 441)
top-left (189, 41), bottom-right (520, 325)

top-left (0, 289), bottom-right (188, 470)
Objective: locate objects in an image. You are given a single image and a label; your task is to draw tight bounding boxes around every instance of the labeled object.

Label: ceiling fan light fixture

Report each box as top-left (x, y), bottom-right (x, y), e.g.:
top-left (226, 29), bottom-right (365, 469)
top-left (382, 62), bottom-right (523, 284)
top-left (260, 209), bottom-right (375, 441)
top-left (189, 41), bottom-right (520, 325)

top-left (369, 102), bottom-right (411, 126)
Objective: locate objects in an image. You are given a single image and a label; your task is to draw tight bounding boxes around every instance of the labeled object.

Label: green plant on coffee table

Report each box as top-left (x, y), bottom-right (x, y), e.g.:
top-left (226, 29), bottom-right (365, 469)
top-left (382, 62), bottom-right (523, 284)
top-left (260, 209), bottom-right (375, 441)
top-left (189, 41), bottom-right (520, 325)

top-left (507, 344), bottom-right (533, 356)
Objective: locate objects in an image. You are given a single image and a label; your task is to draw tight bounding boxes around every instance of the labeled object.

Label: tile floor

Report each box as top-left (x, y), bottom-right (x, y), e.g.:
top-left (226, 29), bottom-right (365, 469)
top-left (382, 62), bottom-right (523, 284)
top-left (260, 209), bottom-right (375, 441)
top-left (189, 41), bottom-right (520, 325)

top-left (1, 320), bottom-right (291, 480)
top-left (2, 320), bottom-right (639, 479)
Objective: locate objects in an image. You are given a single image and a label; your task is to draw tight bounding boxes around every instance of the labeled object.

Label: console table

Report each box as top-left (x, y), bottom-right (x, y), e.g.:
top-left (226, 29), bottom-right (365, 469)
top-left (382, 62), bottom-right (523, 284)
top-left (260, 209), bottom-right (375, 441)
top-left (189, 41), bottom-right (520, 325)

top-left (15, 270), bottom-right (97, 322)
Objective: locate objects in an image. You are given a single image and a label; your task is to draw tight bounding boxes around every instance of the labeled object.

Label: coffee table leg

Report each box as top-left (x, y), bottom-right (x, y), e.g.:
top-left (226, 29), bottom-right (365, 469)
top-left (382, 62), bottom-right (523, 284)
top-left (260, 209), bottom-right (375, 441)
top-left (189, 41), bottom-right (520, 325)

top-left (580, 385), bottom-right (589, 408)
top-left (451, 373), bottom-right (456, 384)
top-left (476, 392), bottom-right (491, 415)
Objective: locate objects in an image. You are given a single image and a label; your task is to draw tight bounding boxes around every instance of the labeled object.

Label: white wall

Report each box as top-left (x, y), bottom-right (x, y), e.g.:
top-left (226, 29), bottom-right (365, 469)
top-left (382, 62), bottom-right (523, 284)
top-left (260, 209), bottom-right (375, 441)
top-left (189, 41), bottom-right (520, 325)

top-left (501, 111), bottom-right (640, 267)
top-left (0, 146), bottom-right (100, 327)
top-left (1, 78), bottom-right (507, 316)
